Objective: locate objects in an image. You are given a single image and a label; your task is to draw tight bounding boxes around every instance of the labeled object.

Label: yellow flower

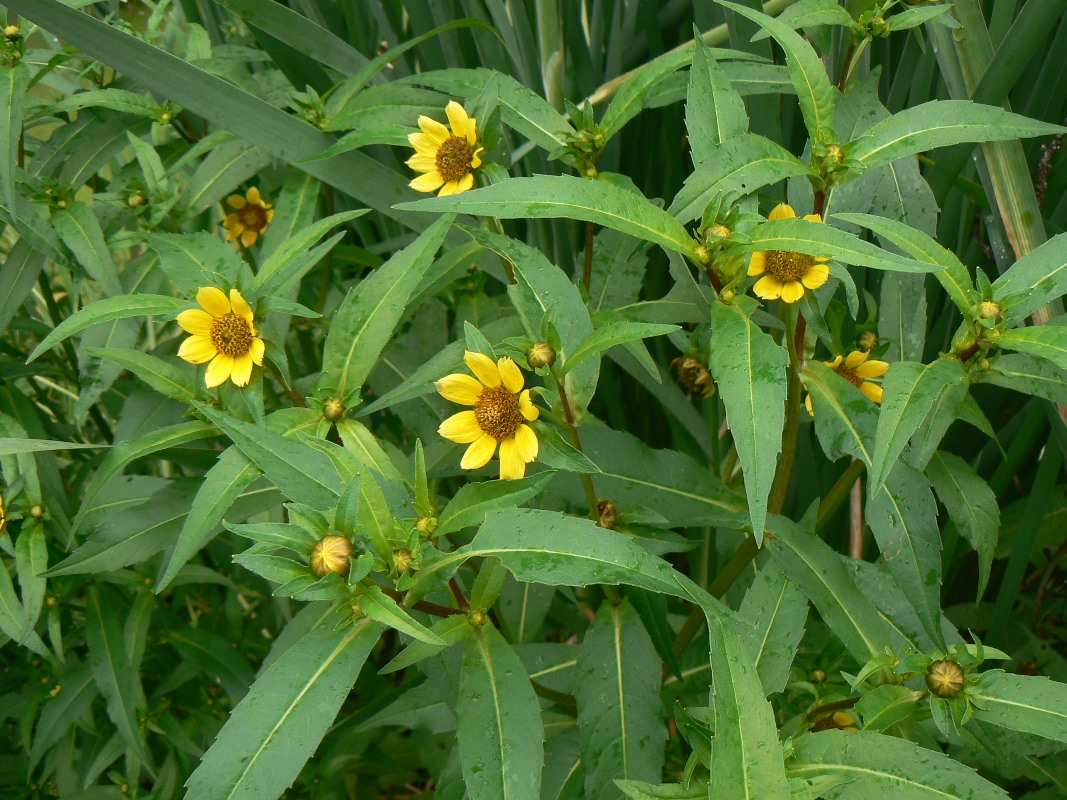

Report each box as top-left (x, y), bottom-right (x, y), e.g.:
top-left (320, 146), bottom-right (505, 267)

top-left (0, 493), bottom-right (5, 533)
top-left (177, 286), bottom-right (265, 388)
top-left (436, 351), bottom-right (540, 480)
top-left (222, 187), bottom-right (274, 247)
top-left (806, 349), bottom-right (889, 414)
top-left (748, 203), bottom-right (831, 303)
top-left (407, 100), bottom-right (484, 196)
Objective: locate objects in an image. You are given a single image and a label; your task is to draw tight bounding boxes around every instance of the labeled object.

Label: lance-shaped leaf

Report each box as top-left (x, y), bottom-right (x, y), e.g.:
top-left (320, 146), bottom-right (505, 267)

top-left (169, 628), bottom-right (256, 702)
top-left (601, 48), bottom-right (691, 140)
top-left (669, 134), bottom-right (811, 222)
top-left (250, 208), bottom-right (368, 296)
top-left (751, 0), bottom-right (856, 40)
top-left (990, 232), bottom-right (1067, 322)
top-left (787, 730), bottom-right (1011, 799)
top-left (686, 35), bottom-right (749, 161)
top-left (866, 462), bottom-right (945, 649)
top-left (926, 452), bottom-right (998, 599)
top-left (315, 214), bottom-right (452, 404)
top-left (86, 586), bottom-right (149, 765)
top-left (867, 358), bottom-right (968, 496)
top-left (380, 614), bottom-right (473, 674)
top-left (398, 176), bottom-right (699, 260)
top-left (15, 524), bottom-right (47, 640)
top-left (709, 300), bottom-right (787, 544)
top-left (996, 323), bottom-right (1067, 371)
top-left (0, 552), bottom-right (47, 655)
top-left (982, 353), bottom-right (1067, 404)
top-left (847, 100), bottom-right (1065, 171)
top-left (86, 348), bottom-right (197, 405)
top-left (359, 585), bottom-right (446, 645)
top-left (719, 0), bottom-right (836, 144)
top-left (186, 616), bottom-right (382, 800)
top-left (0, 62), bottom-right (29, 217)
top-left (562, 322), bottom-right (679, 374)
top-left (144, 232), bottom-right (245, 294)
top-left (765, 515), bottom-right (892, 661)
top-left (436, 471), bottom-right (555, 536)
top-left (574, 600), bottom-right (666, 799)
top-left (738, 560), bottom-right (808, 696)
top-left (52, 202), bottom-right (123, 296)
top-left (196, 403), bottom-right (342, 508)
top-left (29, 662), bottom-right (99, 771)
top-left (732, 217), bottom-right (941, 273)
top-left (457, 624), bottom-right (545, 800)
top-left (969, 671), bottom-right (1067, 744)
top-left (802, 360), bottom-right (878, 468)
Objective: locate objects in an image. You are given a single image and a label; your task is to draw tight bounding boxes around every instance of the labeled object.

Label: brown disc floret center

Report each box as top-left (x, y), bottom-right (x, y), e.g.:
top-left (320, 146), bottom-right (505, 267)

top-left (474, 385), bottom-right (523, 441)
top-left (833, 363), bottom-right (865, 389)
top-left (210, 312), bottom-right (253, 358)
top-left (238, 203), bottom-right (268, 231)
top-left (765, 250), bottom-right (815, 282)
top-left (435, 136), bottom-right (474, 182)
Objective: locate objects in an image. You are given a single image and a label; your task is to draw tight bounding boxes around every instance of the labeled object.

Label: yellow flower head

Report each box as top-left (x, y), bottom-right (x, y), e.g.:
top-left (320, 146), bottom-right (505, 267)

top-left (407, 100), bottom-right (484, 197)
top-left (436, 351), bottom-right (540, 480)
top-left (222, 186), bottom-right (274, 247)
top-left (177, 286), bottom-right (265, 388)
top-left (748, 203), bottom-right (831, 303)
top-left (806, 349), bottom-right (889, 415)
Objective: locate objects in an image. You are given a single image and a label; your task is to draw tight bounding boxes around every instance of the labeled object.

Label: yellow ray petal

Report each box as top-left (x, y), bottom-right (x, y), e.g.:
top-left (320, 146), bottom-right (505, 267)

top-left (802, 213), bottom-right (823, 223)
top-left (855, 359), bottom-right (889, 379)
top-left (230, 289), bottom-right (254, 324)
top-left (417, 115), bottom-right (450, 144)
top-left (437, 179), bottom-right (461, 196)
top-left (845, 350), bottom-right (869, 369)
top-left (240, 229), bottom-right (258, 248)
top-left (197, 286), bottom-right (230, 317)
top-left (410, 171), bottom-right (445, 193)
top-left (177, 308), bottom-right (214, 336)
top-left (513, 424), bottom-right (538, 462)
top-left (439, 411), bottom-right (482, 443)
top-left (518, 390), bottom-right (539, 421)
top-left (408, 131), bottom-right (439, 156)
top-left (230, 353), bottom-right (254, 387)
top-left (747, 251), bottom-right (767, 276)
top-left (225, 223), bottom-right (244, 241)
top-left (861, 382), bottom-right (883, 403)
top-left (497, 357), bottom-right (523, 393)
top-left (445, 100), bottom-right (471, 138)
top-left (471, 147), bottom-right (484, 169)
top-left (753, 275), bottom-right (783, 300)
top-left (768, 203), bottom-right (796, 221)
top-left (464, 351), bottom-right (501, 387)
top-left (779, 280), bottom-right (805, 303)
top-left (205, 353), bottom-right (235, 388)
top-left (178, 334), bottom-right (216, 364)
top-left (802, 262), bottom-right (830, 289)
top-left (436, 373), bottom-right (483, 405)
top-left (461, 434), bottom-right (497, 470)
top-left (246, 186), bottom-right (262, 205)
top-left (455, 172), bottom-right (475, 193)
top-left (805, 393), bottom-right (814, 416)
top-left (497, 437), bottom-right (526, 479)
top-left (406, 154), bottom-right (437, 171)
top-left (226, 194), bottom-right (246, 209)
top-left (249, 337), bottom-right (265, 366)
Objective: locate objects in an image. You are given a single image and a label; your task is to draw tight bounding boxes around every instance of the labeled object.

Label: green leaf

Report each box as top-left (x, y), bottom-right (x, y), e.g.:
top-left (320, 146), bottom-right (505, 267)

top-left (169, 628), bottom-right (255, 702)
top-left (196, 404), bottom-right (343, 508)
top-left (997, 322), bottom-right (1067, 371)
top-left (617, 779), bottom-right (704, 799)
top-left (855, 684), bottom-right (922, 733)
top-left (925, 452), bottom-right (998, 599)
top-left (738, 560), bottom-right (808, 696)
top-left (457, 624), bottom-right (545, 800)
top-left (802, 361), bottom-right (878, 467)
top-left (379, 614), bottom-right (473, 675)
top-left (86, 347), bottom-right (197, 404)
top-left (832, 213), bottom-right (974, 313)
top-left (751, 0), bottom-right (856, 40)
top-left (29, 662), bottom-right (99, 772)
top-left (734, 217), bottom-right (942, 273)
top-left (868, 358), bottom-right (968, 495)
top-left (866, 462), bottom-right (945, 648)
top-left (52, 203), bottom-right (122, 296)
top-left (601, 48), bottom-right (691, 139)
top-left (981, 353), bottom-right (1067, 403)
top-left (335, 419), bottom-right (408, 487)
top-left (709, 300), bottom-right (788, 544)
top-left (15, 523), bottom-right (47, 639)
top-left (436, 471), bottom-right (556, 536)
top-left (669, 134), bottom-right (811, 222)
top-left (562, 322), bottom-right (678, 374)
top-left (0, 547), bottom-right (47, 655)
top-left (787, 730), bottom-right (1011, 799)
top-left (0, 437), bottom-right (101, 456)
top-left (185, 616), bottom-right (382, 800)
top-left (847, 100), bottom-right (1065, 171)
top-left (85, 586), bottom-right (149, 765)
top-left (686, 35), bottom-right (749, 161)
top-left (315, 214), bottom-right (452, 404)
top-left (765, 515), bottom-right (892, 661)
top-left (397, 176), bottom-right (699, 260)
top-left (27, 294), bottom-right (187, 362)
top-left (991, 232), bottom-right (1067, 321)
top-left (144, 232), bottom-right (244, 294)
top-left (719, 0), bottom-right (836, 143)
top-left (0, 62), bottom-right (29, 216)
top-left (359, 585), bottom-right (446, 645)
top-left (574, 600), bottom-right (667, 798)
top-left (970, 671), bottom-right (1067, 744)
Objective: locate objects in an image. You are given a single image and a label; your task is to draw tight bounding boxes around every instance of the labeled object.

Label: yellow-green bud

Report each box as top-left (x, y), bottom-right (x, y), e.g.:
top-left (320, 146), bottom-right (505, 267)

top-left (526, 341), bottom-right (556, 369)
top-left (719, 287), bottom-right (736, 303)
top-left (467, 609), bottom-right (486, 627)
top-left (693, 244), bottom-right (712, 265)
top-left (322, 397), bottom-right (345, 423)
top-left (3, 24), bottom-right (20, 39)
top-left (811, 668), bottom-right (827, 683)
top-left (309, 534), bottom-right (353, 578)
top-left (857, 330), bottom-right (878, 351)
top-left (416, 516), bottom-right (438, 536)
top-left (826, 144), bottom-right (844, 163)
top-left (979, 300), bottom-right (1001, 320)
top-left (392, 547), bottom-right (412, 575)
top-left (159, 112), bottom-right (172, 123)
top-left (926, 659), bottom-right (965, 698)
top-left (29, 504), bottom-right (44, 519)
top-left (583, 166), bottom-right (598, 178)
top-left (708, 223), bottom-right (731, 240)
top-left (127, 194), bottom-right (145, 208)
top-left (979, 358), bottom-right (991, 371)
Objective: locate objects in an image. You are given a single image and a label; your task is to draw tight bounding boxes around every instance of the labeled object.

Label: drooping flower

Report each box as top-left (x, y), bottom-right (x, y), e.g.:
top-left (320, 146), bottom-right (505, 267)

top-left (806, 349), bottom-right (889, 415)
top-left (407, 101), bottom-right (484, 197)
top-left (222, 187), bottom-right (274, 247)
top-left (748, 203), bottom-right (831, 303)
top-left (177, 287), bottom-right (265, 388)
top-left (436, 351), bottom-right (539, 479)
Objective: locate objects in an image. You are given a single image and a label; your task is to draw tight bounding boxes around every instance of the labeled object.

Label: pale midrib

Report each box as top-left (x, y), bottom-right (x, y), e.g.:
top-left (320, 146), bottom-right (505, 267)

top-left (613, 606), bottom-right (629, 777)
top-left (477, 632), bottom-right (510, 798)
top-left (787, 763), bottom-right (966, 799)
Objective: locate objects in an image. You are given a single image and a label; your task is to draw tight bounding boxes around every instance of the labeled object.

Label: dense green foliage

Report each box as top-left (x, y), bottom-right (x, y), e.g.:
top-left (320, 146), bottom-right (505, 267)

top-left (1, 0), bottom-right (1066, 799)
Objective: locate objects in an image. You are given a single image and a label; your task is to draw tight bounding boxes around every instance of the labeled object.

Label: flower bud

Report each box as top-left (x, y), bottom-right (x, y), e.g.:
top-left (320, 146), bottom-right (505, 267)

top-left (416, 515), bottom-right (438, 536)
top-left (29, 504), bottom-right (44, 519)
top-left (719, 288), bottom-right (736, 303)
top-left (322, 397), bottom-right (345, 423)
top-left (811, 668), bottom-right (827, 683)
top-left (159, 111), bottom-right (172, 123)
top-left (926, 659), bottom-right (965, 698)
top-left (392, 547), bottom-right (413, 574)
top-left (597, 499), bottom-right (617, 530)
top-left (693, 244), bottom-right (712, 265)
top-left (826, 144), bottom-right (844, 163)
top-left (467, 608), bottom-right (486, 627)
top-left (583, 165), bottom-right (598, 178)
top-left (708, 223), bottom-right (731, 240)
top-left (127, 194), bottom-right (145, 208)
top-left (526, 341), bottom-right (556, 369)
top-left (979, 300), bottom-right (1001, 320)
top-left (309, 534), bottom-right (353, 578)
top-left (3, 24), bottom-right (20, 39)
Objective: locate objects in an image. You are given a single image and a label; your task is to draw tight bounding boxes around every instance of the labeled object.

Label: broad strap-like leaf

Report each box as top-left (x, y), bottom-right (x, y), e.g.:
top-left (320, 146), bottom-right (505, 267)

top-left (251, 208), bottom-right (368, 297)
top-left (969, 671), bottom-right (1067, 744)
top-left (997, 322), bottom-right (1067, 372)
top-left (457, 624), bottom-right (545, 800)
top-left (991, 232), bottom-right (1067, 322)
top-left (601, 48), bottom-right (692, 139)
top-left (52, 203), bottom-right (123, 296)
top-left (398, 176), bottom-right (699, 260)
top-left (574, 600), bottom-right (667, 799)
top-left (315, 214), bottom-right (452, 404)
top-left (686, 35), bottom-right (749, 161)
top-left (186, 616), bottom-right (382, 800)
top-left (709, 300), bottom-right (787, 544)
top-left (981, 353), bottom-right (1067, 404)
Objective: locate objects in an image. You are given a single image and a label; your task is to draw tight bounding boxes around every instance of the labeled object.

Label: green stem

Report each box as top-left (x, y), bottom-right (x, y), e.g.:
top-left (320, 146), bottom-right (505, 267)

top-left (552, 370), bottom-right (599, 518)
top-left (815, 458), bottom-right (866, 533)
top-left (769, 309), bottom-right (802, 516)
